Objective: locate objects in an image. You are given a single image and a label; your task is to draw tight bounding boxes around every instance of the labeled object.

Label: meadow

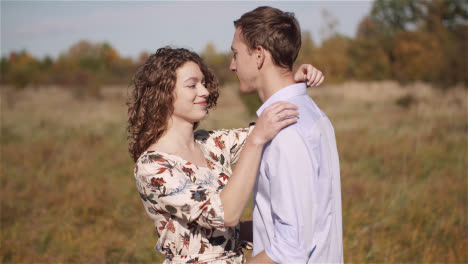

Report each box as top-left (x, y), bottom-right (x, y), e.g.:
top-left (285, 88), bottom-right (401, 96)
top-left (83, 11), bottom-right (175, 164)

top-left (1, 81), bottom-right (466, 263)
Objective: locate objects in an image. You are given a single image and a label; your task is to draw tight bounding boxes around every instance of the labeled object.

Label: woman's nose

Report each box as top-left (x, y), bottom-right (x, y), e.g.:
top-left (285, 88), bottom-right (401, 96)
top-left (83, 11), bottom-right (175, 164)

top-left (199, 85), bottom-right (209, 97)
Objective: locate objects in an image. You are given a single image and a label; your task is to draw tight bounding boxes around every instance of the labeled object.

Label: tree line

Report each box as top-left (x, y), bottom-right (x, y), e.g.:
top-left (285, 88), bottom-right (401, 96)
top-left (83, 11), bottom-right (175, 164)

top-left (1, 0), bottom-right (466, 95)
top-left (202, 0), bottom-right (467, 88)
top-left (0, 41), bottom-right (146, 98)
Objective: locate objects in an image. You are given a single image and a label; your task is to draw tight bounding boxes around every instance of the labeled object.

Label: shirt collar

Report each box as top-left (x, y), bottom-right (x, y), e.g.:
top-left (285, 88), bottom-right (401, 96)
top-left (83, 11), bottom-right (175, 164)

top-left (256, 83), bottom-right (307, 117)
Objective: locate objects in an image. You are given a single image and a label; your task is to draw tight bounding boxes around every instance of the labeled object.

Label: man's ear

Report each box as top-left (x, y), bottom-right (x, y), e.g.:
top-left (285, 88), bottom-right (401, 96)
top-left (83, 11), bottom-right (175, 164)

top-left (256, 46), bottom-right (265, 69)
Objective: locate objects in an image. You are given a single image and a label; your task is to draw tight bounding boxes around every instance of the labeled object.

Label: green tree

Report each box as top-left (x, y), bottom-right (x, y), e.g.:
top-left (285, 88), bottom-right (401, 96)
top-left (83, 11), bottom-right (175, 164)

top-left (370, 0), bottom-right (420, 34)
top-left (422, 0), bottom-right (468, 32)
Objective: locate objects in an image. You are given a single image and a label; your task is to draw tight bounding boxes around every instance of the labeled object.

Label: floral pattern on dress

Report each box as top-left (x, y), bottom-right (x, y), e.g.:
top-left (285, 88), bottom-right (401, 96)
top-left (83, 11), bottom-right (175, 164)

top-left (134, 125), bottom-right (254, 263)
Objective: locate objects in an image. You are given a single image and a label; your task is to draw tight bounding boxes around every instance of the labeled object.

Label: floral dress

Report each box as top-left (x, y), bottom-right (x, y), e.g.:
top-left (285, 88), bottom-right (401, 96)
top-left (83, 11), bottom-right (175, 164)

top-left (134, 125), bottom-right (254, 264)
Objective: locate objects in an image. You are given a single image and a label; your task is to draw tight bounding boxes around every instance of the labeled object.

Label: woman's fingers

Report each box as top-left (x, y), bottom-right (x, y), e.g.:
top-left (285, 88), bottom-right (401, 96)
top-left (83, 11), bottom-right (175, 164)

top-left (275, 109), bottom-right (299, 121)
top-left (307, 67), bottom-right (318, 87)
top-left (267, 101), bottom-right (298, 114)
top-left (294, 64), bottom-right (308, 82)
top-left (314, 71), bottom-right (323, 86)
top-left (263, 101), bottom-right (299, 125)
top-left (316, 75), bottom-right (325, 86)
top-left (279, 116), bottom-right (298, 127)
top-left (253, 101), bottom-right (299, 144)
top-left (268, 103), bottom-right (299, 128)
top-left (295, 64), bottom-right (325, 87)
top-left (315, 71), bottom-right (324, 86)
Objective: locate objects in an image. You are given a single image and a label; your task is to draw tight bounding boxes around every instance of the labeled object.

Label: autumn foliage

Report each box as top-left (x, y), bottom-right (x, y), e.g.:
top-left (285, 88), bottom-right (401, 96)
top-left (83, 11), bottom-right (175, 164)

top-left (1, 41), bottom-right (137, 98)
top-left (202, 0), bottom-right (467, 88)
top-left (1, 0), bottom-right (466, 95)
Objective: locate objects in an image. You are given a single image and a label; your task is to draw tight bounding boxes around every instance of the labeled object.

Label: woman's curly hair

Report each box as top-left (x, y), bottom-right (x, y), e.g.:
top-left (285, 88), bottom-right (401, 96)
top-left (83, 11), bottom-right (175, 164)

top-left (127, 47), bottom-right (219, 162)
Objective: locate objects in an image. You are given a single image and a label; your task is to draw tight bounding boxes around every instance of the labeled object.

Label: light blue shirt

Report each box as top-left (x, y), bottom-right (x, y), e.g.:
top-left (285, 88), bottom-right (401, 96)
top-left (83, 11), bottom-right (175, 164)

top-left (253, 83), bottom-right (343, 263)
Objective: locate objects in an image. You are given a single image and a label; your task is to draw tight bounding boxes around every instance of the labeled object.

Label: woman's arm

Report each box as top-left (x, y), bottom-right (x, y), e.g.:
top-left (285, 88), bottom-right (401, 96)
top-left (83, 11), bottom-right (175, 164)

top-left (220, 101), bottom-right (298, 226)
top-left (219, 64), bottom-right (323, 165)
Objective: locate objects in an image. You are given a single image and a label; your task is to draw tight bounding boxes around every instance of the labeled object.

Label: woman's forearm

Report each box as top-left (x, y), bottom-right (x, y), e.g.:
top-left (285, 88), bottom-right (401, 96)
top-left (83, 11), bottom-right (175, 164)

top-left (219, 101), bottom-right (299, 227)
top-left (220, 136), bottom-right (264, 226)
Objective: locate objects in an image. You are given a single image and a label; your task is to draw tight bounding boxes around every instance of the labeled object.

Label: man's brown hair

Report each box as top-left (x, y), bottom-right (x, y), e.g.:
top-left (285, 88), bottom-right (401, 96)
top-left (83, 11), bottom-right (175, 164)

top-left (234, 6), bottom-right (301, 70)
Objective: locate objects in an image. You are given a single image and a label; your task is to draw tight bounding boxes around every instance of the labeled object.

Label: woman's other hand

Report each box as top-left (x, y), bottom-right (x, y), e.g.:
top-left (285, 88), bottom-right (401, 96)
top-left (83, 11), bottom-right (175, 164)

top-left (249, 101), bottom-right (299, 146)
top-left (294, 64), bottom-right (324, 87)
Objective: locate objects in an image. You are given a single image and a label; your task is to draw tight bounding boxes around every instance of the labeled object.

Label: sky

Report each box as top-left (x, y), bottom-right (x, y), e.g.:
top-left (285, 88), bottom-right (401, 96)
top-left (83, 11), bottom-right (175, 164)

top-left (1, 1), bottom-right (374, 59)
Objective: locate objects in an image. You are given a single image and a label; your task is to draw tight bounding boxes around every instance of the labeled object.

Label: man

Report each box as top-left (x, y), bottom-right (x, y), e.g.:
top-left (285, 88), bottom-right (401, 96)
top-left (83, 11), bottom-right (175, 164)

top-left (230, 6), bottom-right (343, 263)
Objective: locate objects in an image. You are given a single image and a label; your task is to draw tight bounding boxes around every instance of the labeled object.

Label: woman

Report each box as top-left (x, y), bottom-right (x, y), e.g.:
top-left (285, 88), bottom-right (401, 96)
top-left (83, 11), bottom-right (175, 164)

top-left (127, 47), bottom-right (323, 263)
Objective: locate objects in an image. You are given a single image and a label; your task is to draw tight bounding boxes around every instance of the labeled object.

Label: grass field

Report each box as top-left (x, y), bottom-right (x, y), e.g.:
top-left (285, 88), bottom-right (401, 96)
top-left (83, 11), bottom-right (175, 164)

top-left (1, 81), bottom-right (467, 263)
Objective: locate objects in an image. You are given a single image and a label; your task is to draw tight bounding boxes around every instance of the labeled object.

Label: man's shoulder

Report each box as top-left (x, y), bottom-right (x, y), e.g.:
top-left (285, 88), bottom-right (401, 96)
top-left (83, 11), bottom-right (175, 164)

top-left (273, 124), bottom-right (303, 142)
top-left (271, 104), bottom-right (330, 149)
top-left (283, 95), bottom-right (325, 124)
top-left (292, 95), bottom-right (336, 131)
top-left (270, 122), bottom-right (320, 151)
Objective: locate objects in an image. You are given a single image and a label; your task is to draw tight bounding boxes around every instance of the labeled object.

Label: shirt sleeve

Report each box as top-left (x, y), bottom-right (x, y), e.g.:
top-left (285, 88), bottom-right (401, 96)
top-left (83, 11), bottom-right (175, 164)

top-left (263, 126), bottom-right (320, 263)
top-left (135, 155), bottom-right (225, 230)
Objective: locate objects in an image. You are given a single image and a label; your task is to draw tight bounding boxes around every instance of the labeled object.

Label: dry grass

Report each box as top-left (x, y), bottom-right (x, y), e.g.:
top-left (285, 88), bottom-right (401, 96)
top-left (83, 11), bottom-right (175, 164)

top-left (1, 81), bottom-right (467, 263)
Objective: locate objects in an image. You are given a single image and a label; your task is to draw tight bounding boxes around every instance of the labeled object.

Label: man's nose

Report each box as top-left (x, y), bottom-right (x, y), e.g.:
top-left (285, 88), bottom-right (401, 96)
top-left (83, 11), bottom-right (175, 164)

top-left (229, 58), bottom-right (236, 72)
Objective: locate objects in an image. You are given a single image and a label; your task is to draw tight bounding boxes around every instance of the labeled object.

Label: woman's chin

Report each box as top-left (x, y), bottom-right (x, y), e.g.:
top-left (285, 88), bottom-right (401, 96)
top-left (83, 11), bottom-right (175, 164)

top-left (190, 113), bottom-right (208, 123)
top-left (200, 113), bottom-right (208, 121)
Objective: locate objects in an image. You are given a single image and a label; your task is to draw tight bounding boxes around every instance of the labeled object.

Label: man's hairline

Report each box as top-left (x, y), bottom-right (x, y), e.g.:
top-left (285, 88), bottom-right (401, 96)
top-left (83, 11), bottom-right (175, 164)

top-left (231, 27), bottom-right (255, 55)
top-left (233, 22), bottom-right (277, 55)
top-left (232, 22), bottom-right (294, 69)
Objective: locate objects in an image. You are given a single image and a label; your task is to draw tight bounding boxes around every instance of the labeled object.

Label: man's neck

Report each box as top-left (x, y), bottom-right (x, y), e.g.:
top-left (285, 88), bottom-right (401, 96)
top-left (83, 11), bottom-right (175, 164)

top-left (257, 68), bottom-right (296, 102)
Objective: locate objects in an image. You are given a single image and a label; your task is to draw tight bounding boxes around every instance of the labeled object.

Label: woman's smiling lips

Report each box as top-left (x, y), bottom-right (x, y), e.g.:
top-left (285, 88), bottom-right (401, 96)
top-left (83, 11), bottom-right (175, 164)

top-left (194, 101), bottom-right (207, 106)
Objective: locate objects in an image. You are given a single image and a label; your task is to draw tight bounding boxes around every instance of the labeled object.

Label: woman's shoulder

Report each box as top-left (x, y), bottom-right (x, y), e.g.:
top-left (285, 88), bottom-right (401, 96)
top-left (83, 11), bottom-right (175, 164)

top-left (135, 151), bottom-right (180, 176)
top-left (194, 123), bottom-right (255, 143)
top-left (194, 129), bottom-right (233, 151)
top-left (137, 151), bottom-right (170, 165)
top-left (194, 129), bottom-right (214, 143)
top-left (194, 125), bottom-right (254, 154)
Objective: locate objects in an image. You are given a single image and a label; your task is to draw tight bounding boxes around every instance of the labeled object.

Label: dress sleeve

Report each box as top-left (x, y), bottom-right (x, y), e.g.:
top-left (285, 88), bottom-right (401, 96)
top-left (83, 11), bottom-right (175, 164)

top-left (226, 124), bottom-right (255, 164)
top-left (196, 123), bottom-right (255, 167)
top-left (135, 154), bottom-right (225, 230)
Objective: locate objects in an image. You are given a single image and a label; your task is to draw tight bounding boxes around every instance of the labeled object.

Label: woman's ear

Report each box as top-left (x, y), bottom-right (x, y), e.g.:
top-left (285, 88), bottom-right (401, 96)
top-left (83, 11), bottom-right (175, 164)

top-left (256, 46), bottom-right (265, 69)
